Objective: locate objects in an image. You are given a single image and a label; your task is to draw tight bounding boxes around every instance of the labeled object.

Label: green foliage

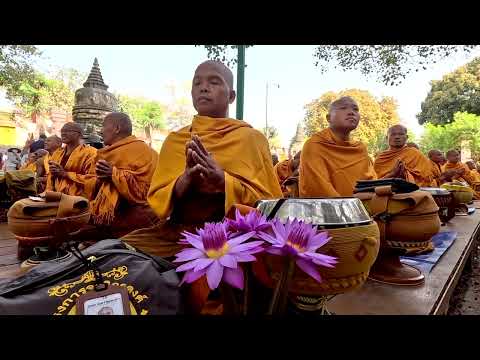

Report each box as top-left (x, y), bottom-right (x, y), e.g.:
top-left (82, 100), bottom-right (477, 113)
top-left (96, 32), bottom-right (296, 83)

top-left (200, 45), bottom-right (477, 86)
top-left (313, 45), bottom-right (477, 86)
top-left (303, 89), bottom-right (400, 157)
top-left (11, 68), bottom-right (84, 117)
top-left (417, 57), bottom-right (480, 125)
top-left (117, 94), bottom-right (166, 142)
top-left (261, 125), bottom-right (282, 150)
top-left (197, 45), bottom-right (254, 67)
top-left (419, 112), bottom-right (480, 161)
top-left (0, 45), bottom-right (41, 100)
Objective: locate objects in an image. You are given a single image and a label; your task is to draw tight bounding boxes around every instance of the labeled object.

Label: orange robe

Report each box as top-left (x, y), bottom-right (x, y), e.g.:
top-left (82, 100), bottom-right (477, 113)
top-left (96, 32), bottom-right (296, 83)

top-left (46, 144), bottom-right (97, 197)
top-left (20, 161), bottom-right (36, 172)
top-left (471, 169), bottom-right (480, 182)
top-left (121, 115), bottom-right (283, 314)
top-left (273, 159), bottom-right (292, 195)
top-left (374, 146), bottom-right (434, 187)
top-left (442, 162), bottom-right (480, 198)
top-left (430, 160), bottom-right (443, 187)
top-left (84, 135), bottom-right (158, 226)
top-left (299, 128), bottom-right (377, 197)
top-left (146, 115), bottom-right (282, 223)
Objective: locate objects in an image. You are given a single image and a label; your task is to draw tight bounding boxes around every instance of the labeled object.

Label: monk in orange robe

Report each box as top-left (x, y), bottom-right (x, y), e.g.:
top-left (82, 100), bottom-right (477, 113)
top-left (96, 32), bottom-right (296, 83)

top-left (443, 150), bottom-right (480, 198)
top-left (274, 151), bottom-right (300, 196)
top-left (19, 152), bottom-right (38, 172)
top-left (299, 96), bottom-right (377, 197)
top-left (121, 61), bottom-right (282, 314)
top-left (374, 125), bottom-right (434, 187)
top-left (83, 112), bottom-right (159, 238)
top-left (46, 123), bottom-right (97, 197)
top-left (466, 160), bottom-right (480, 182)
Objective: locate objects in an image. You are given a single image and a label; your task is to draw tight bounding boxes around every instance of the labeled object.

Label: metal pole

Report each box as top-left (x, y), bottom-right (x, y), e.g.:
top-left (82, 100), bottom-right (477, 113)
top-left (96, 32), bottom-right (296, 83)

top-left (236, 45), bottom-right (245, 120)
top-left (265, 82), bottom-right (269, 136)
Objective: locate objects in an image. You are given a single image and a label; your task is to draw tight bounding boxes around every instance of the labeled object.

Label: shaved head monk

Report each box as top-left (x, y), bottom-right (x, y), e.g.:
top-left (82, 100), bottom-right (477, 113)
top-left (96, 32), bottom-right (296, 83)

top-left (374, 125), bottom-right (434, 187)
top-left (122, 60), bottom-right (281, 256)
top-left (299, 96), bottom-right (377, 197)
top-left (121, 61), bottom-right (282, 313)
top-left (83, 112), bottom-right (159, 238)
top-left (428, 149), bottom-right (450, 186)
top-left (45, 123), bottom-right (97, 196)
top-left (274, 151), bottom-right (301, 196)
top-left (443, 150), bottom-right (480, 191)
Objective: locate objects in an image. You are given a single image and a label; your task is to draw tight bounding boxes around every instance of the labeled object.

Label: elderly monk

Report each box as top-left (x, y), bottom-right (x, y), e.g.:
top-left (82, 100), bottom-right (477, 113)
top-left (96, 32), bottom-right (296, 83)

top-left (299, 96), bottom-right (377, 197)
top-left (123, 60), bottom-right (281, 257)
top-left (45, 123), bottom-right (97, 196)
top-left (374, 125), bottom-right (434, 187)
top-left (83, 112), bottom-right (159, 238)
top-left (274, 151), bottom-right (301, 195)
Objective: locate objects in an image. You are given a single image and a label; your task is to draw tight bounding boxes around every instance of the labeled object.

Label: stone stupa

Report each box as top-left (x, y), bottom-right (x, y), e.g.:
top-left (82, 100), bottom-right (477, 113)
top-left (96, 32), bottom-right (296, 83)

top-left (72, 58), bottom-right (118, 141)
top-left (289, 122), bottom-right (306, 156)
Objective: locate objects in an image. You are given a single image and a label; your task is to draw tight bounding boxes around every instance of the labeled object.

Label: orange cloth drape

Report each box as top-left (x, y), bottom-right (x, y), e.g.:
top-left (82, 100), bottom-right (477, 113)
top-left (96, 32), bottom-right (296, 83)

top-left (273, 159), bottom-right (292, 195)
top-left (374, 146), bottom-right (434, 187)
top-left (442, 162), bottom-right (480, 199)
top-left (299, 128), bottom-right (377, 197)
top-left (20, 161), bottom-right (36, 172)
top-left (430, 160), bottom-right (443, 187)
top-left (46, 144), bottom-right (97, 197)
top-left (84, 135), bottom-right (158, 225)
top-left (147, 115), bottom-right (283, 220)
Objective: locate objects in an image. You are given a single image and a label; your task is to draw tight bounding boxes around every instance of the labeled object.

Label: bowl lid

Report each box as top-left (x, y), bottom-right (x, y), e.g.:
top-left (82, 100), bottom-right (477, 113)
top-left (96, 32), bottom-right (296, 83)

top-left (255, 197), bottom-right (372, 226)
top-left (419, 187), bottom-right (450, 195)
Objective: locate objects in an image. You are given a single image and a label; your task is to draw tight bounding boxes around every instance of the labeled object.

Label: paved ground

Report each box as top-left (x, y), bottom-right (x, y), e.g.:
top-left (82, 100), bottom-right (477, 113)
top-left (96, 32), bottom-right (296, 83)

top-left (448, 244), bottom-right (480, 315)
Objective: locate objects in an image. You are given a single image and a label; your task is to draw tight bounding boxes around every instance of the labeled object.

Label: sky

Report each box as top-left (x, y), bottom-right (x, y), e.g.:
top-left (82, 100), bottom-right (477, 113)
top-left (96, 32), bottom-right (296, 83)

top-left (2, 45), bottom-right (480, 147)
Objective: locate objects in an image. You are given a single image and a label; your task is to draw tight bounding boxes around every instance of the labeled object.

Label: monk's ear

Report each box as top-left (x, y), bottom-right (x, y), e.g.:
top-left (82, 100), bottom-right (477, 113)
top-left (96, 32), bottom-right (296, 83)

top-left (228, 90), bottom-right (236, 104)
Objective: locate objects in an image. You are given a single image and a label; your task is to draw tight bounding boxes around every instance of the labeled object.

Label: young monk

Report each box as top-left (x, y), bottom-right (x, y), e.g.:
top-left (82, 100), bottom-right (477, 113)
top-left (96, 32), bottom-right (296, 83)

top-left (374, 125), bottom-right (434, 187)
top-left (299, 96), bottom-right (377, 197)
top-left (83, 112), bottom-right (159, 238)
top-left (274, 151), bottom-right (301, 196)
top-left (45, 123), bottom-right (97, 196)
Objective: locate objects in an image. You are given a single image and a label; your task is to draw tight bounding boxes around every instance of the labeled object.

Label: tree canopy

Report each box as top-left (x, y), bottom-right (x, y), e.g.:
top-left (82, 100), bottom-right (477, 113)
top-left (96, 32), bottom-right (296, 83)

top-left (417, 57), bottom-right (480, 125)
top-left (117, 94), bottom-right (166, 145)
top-left (0, 45), bottom-right (41, 101)
top-left (419, 112), bottom-right (480, 161)
top-left (303, 89), bottom-right (400, 157)
top-left (10, 68), bottom-right (84, 117)
top-left (200, 45), bottom-right (477, 86)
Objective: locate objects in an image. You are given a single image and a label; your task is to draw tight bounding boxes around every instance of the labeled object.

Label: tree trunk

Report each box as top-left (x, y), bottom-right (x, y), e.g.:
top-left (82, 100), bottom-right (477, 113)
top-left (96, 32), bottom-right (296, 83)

top-left (145, 125), bottom-right (152, 147)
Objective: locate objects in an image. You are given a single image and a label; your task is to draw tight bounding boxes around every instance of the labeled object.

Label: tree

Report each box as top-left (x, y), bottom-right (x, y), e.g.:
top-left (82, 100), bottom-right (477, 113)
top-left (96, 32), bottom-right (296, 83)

top-left (417, 57), bottom-right (480, 125)
top-left (164, 81), bottom-right (196, 130)
top-left (200, 45), bottom-right (477, 86)
top-left (0, 45), bottom-right (41, 100)
top-left (261, 125), bottom-right (281, 150)
top-left (10, 67), bottom-right (85, 119)
top-left (117, 94), bottom-right (166, 146)
top-left (303, 89), bottom-right (400, 157)
top-left (419, 112), bottom-right (480, 161)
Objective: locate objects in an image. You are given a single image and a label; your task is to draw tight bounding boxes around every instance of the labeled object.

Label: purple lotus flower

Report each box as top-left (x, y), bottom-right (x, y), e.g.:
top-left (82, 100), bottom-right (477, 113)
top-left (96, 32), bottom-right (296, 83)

top-left (226, 209), bottom-right (271, 238)
top-left (174, 221), bottom-right (264, 290)
top-left (259, 218), bottom-right (337, 282)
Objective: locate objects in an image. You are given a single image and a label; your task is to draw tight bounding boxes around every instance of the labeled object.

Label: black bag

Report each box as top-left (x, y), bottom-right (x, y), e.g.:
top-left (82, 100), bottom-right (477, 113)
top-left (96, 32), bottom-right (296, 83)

top-left (0, 239), bottom-right (182, 315)
top-left (354, 178), bottom-right (419, 194)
